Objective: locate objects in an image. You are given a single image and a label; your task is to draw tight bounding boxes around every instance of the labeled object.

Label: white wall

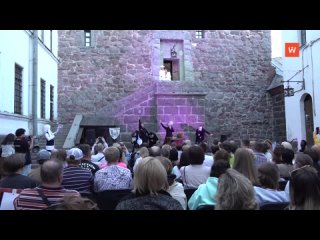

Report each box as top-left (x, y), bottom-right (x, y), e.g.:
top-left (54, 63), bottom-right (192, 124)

top-left (0, 30), bottom-right (58, 136)
top-left (282, 30), bottom-right (320, 145)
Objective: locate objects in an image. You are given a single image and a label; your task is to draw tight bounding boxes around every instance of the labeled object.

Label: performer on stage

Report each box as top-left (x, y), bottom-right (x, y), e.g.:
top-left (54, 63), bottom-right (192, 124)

top-left (160, 120), bottom-right (174, 144)
top-left (139, 119), bottom-right (149, 145)
top-left (195, 126), bottom-right (213, 144)
top-left (43, 124), bottom-right (63, 152)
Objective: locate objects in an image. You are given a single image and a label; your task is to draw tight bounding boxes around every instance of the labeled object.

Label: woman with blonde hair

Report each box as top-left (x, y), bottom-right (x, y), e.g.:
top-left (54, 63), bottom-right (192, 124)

top-left (116, 157), bottom-right (183, 210)
top-left (233, 148), bottom-right (259, 186)
top-left (215, 169), bottom-right (258, 210)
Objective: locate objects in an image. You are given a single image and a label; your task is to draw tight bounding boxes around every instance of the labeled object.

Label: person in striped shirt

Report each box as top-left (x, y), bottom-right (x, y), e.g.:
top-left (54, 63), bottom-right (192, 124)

top-left (61, 148), bottom-right (94, 193)
top-left (14, 160), bottom-right (80, 210)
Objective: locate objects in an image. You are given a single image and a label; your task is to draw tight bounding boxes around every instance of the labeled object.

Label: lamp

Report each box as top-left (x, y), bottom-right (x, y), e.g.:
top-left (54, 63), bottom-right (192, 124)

top-left (171, 44), bottom-right (177, 58)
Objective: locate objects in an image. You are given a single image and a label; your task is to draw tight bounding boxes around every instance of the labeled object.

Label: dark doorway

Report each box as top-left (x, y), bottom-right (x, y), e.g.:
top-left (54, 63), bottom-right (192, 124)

top-left (164, 59), bottom-right (180, 80)
top-left (81, 126), bottom-right (118, 146)
top-left (304, 94), bottom-right (314, 146)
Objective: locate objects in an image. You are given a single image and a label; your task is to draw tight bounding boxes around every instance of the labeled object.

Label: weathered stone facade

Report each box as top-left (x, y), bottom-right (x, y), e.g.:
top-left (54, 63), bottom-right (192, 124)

top-left (58, 30), bottom-right (281, 143)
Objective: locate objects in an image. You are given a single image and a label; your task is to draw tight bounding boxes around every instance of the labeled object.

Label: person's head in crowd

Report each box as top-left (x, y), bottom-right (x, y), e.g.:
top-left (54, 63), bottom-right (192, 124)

top-left (281, 141), bottom-right (293, 150)
top-left (304, 149), bottom-right (319, 165)
top-left (41, 160), bottom-right (64, 185)
top-left (214, 149), bottom-right (230, 163)
top-left (233, 148), bottom-right (259, 185)
top-left (157, 156), bottom-right (176, 185)
top-left (220, 141), bottom-right (233, 154)
top-left (211, 145), bottom-right (220, 155)
top-left (105, 147), bottom-right (120, 164)
top-left (264, 139), bottom-right (273, 151)
top-left (188, 145), bottom-right (205, 165)
top-left (182, 144), bottom-right (191, 152)
top-left (45, 196), bottom-right (98, 210)
top-left (2, 153), bottom-right (25, 175)
top-left (229, 141), bottom-right (239, 154)
top-left (299, 140), bottom-right (308, 152)
top-left (281, 148), bottom-right (294, 165)
top-left (272, 144), bottom-right (284, 164)
top-left (289, 165), bottom-right (320, 210)
top-left (133, 157), bottom-right (169, 195)
top-left (311, 144), bottom-right (320, 161)
top-left (258, 163), bottom-right (280, 190)
top-left (210, 159), bottom-right (230, 178)
top-left (183, 139), bottom-right (191, 146)
top-left (169, 148), bottom-right (179, 166)
top-left (178, 149), bottom-right (190, 169)
top-left (66, 148), bottom-right (83, 165)
top-left (254, 141), bottom-right (267, 154)
top-left (37, 149), bottom-right (51, 165)
top-left (215, 169), bottom-right (259, 210)
top-left (140, 146), bottom-right (149, 158)
top-left (249, 140), bottom-right (256, 150)
top-left (199, 142), bottom-right (208, 154)
top-left (94, 143), bottom-right (104, 154)
top-left (79, 144), bottom-right (91, 159)
top-left (15, 128), bottom-right (26, 138)
top-left (1, 133), bottom-right (15, 145)
top-left (149, 146), bottom-right (161, 157)
top-left (51, 149), bottom-right (67, 162)
top-left (161, 144), bottom-right (172, 158)
top-left (294, 153), bottom-right (313, 169)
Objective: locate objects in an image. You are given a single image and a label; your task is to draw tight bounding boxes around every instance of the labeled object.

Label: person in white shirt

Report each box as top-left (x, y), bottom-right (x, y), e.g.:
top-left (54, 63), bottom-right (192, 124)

top-left (159, 65), bottom-right (166, 80)
top-left (43, 124), bottom-right (62, 152)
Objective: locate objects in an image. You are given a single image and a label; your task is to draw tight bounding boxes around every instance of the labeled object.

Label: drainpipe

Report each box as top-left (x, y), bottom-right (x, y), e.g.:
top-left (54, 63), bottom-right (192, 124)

top-left (32, 30), bottom-right (38, 136)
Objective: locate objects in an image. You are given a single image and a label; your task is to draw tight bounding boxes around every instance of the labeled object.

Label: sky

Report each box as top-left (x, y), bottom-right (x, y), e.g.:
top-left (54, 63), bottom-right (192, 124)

top-left (271, 30), bottom-right (282, 58)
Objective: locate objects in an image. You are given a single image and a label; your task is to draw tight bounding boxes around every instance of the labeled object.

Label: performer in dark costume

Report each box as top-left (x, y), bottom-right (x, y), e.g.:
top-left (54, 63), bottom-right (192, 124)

top-left (139, 119), bottom-right (149, 145)
top-left (195, 126), bottom-right (213, 144)
top-left (160, 121), bottom-right (174, 144)
top-left (148, 132), bottom-right (159, 148)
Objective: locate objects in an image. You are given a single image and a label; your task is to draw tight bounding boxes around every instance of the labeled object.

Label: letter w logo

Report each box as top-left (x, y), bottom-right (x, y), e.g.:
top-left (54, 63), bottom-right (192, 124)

top-left (285, 43), bottom-right (300, 57)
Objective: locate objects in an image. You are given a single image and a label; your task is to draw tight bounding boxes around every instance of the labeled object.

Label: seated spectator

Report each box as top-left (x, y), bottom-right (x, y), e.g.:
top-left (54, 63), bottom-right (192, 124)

top-left (149, 146), bottom-right (161, 157)
top-left (188, 160), bottom-right (230, 210)
top-left (304, 148), bottom-right (320, 175)
top-left (180, 146), bottom-right (211, 188)
top-left (264, 140), bottom-right (273, 162)
top-left (14, 160), bottom-right (80, 210)
top-left (220, 141), bottom-right (235, 167)
top-left (253, 141), bottom-right (268, 167)
top-left (94, 147), bottom-right (132, 192)
top-left (132, 146), bottom-right (149, 172)
top-left (28, 150), bottom-right (51, 185)
top-left (272, 144), bottom-right (284, 164)
top-left (284, 153), bottom-right (314, 197)
top-left (277, 148), bottom-right (294, 179)
top-left (289, 165), bottom-right (320, 210)
top-left (214, 149), bottom-right (230, 163)
top-left (78, 144), bottom-right (100, 175)
top-left (281, 141), bottom-right (293, 150)
top-left (158, 156), bottom-right (187, 209)
top-left (61, 148), bottom-right (94, 193)
top-left (51, 149), bottom-right (68, 168)
top-left (45, 195), bottom-right (98, 210)
top-left (169, 148), bottom-right (179, 168)
top-left (233, 148), bottom-right (259, 186)
top-left (91, 143), bottom-right (107, 167)
top-left (0, 153), bottom-right (36, 189)
top-left (172, 148), bottom-right (190, 181)
top-left (161, 144), bottom-right (172, 158)
top-left (1, 133), bottom-right (15, 158)
top-left (200, 143), bottom-right (214, 168)
top-left (215, 169), bottom-right (259, 210)
top-left (115, 157), bottom-right (183, 210)
top-left (254, 163), bottom-right (288, 206)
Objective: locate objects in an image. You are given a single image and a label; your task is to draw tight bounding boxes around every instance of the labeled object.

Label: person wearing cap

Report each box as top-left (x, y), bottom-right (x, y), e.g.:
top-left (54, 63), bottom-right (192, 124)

top-left (28, 149), bottom-right (52, 185)
top-left (160, 120), bottom-right (174, 144)
top-left (61, 148), bottom-right (94, 193)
